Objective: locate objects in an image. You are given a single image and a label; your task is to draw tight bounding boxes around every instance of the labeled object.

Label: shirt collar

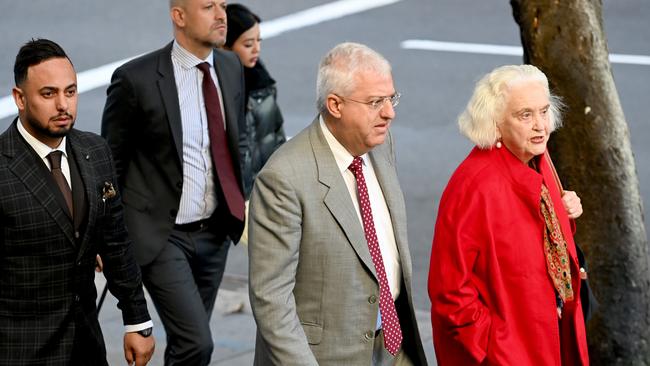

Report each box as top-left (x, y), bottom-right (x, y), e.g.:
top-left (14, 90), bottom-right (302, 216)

top-left (319, 116), bottom-right (367, 174)
top-left (172, 40), bottom-right (214, 70)
top-left (16, 118), bottom-right (67, 159)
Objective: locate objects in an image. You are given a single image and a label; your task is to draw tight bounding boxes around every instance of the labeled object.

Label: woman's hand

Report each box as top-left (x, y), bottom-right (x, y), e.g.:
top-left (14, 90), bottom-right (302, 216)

top-left (562, 190), bottom-right (583, 219)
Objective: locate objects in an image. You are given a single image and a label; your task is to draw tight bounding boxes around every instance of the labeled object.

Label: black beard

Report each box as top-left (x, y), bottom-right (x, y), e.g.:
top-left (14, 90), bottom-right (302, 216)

top-left (25, 113), bottom-right (74, 139)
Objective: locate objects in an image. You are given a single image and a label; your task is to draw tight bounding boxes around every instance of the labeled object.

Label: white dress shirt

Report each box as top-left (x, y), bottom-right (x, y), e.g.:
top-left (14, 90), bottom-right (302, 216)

top-left (17, 118), bottom-right (71, 188)
top-left (319, 118), bottom-right (402, 330)
top-left (172, 40), bottom-right (228, 224)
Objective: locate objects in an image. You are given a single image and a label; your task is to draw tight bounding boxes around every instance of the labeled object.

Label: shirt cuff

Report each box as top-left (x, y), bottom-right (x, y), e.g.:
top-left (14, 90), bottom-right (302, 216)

top-left (125, 320), bottom-right (154, 333)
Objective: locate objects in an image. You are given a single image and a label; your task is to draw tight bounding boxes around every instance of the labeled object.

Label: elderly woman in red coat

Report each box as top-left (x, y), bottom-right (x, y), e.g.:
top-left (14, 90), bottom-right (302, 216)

top-left (428, 64), bottom-right (589, 365)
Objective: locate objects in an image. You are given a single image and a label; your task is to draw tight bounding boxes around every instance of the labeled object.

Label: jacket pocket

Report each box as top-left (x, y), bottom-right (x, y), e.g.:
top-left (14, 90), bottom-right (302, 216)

top-left (301, 322), bottom-right (323, 345)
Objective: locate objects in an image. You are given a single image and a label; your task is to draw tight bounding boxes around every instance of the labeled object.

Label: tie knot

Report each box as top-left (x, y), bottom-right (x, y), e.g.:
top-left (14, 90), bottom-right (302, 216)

top-left (196, 62), bottom-right (211, 74)
top-left (47, 151), bottom-right (63, 170)
top-left (348, 156), bottom-right (364, 176)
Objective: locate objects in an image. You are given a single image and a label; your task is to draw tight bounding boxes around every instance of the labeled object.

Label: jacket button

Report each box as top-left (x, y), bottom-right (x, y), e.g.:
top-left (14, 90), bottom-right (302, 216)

top-left (365, 330), bottom-right (374, 340)
top-left (77, 261), bottom-right (82, 266)
top-left (74, 231), bottom-right (80, 239)
top-left (74, 295), bottom-right (80, 302)
top-left (368, 295), bottom-right (377, 304)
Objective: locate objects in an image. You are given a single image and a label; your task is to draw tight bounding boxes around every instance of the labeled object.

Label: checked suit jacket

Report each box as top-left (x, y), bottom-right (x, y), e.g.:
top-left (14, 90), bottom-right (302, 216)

top-left (0, 120), bottom-right (150, 366)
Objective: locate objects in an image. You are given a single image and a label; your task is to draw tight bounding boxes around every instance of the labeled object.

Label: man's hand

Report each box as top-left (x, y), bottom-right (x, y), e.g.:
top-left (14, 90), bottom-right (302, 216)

top-left (95, 254), bottom-right (103, 272)
top-left (562, 190), bottom-right (583, 220)
top-left (124, 332), bottom-right (155, 366)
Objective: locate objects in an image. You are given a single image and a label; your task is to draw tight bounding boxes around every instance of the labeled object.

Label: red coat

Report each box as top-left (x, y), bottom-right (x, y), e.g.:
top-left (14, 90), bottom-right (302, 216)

top-left (428, 146), bottom-right (589, 365)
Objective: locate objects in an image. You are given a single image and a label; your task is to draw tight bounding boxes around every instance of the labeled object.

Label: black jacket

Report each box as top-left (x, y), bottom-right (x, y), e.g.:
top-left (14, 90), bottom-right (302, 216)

top-left (0, 121), bottom-right (150, 365)
top-left (101, 43), bottom-right (247, 264)
top-left (240, 61), bottom-right (286, 198)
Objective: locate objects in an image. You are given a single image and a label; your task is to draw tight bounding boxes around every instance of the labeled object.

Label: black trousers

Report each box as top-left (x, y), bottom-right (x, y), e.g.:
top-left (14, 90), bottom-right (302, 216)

top-left (70, 311), bottom-right (108, 366)
top-left (141, 223), bottom-right (230, 366)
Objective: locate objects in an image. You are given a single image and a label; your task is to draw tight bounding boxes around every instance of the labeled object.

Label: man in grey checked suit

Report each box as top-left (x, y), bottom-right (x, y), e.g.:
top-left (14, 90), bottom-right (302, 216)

top-left (0, 39), bottom-right (154, 366)
top-left (248, 42), bottom-right (427, 365)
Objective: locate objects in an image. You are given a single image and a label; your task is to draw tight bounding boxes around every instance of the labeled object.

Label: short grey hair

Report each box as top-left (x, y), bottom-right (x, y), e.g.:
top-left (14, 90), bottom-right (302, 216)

top-left (316, 42), bottom-right (391, 114)
top-left (458, 64), bottom-right (563, 149)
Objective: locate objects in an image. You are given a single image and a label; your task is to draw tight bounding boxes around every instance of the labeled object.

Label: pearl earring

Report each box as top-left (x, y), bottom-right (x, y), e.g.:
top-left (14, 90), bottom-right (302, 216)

top-left (496, 140), bottom-right (502, 149)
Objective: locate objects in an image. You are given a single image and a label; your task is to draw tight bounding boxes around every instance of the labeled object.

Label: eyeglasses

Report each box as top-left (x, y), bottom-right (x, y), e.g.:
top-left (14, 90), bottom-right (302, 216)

top-left (336, 92), bottom-right (401, 111)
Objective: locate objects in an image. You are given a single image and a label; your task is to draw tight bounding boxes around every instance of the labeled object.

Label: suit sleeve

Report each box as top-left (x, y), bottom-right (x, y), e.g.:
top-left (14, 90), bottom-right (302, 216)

top-left (101, 66), bottom-right (137, 187)
top-left (232, 53), bottom-right (248, 194)
top-left (97, 141), bottom-right (151, 326)
top-left (428, 185), bottom-right (493, 364)
top-left (248, 167), bottom-right (319, 366)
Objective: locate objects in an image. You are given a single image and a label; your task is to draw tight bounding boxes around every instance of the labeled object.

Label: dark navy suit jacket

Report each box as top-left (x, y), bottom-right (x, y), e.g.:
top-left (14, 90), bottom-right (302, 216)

top-left (0, 121), bottom-right (150, 365)
top-left (101, 42), bottom-right (246, 265)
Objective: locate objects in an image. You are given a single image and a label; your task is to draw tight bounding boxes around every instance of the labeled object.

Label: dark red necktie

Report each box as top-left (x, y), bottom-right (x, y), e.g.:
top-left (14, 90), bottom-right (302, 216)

top-left (349, 156), bottom-right (402, 355)
top-left (47, 151), bottom-right (73, 215)
top-left (197, 62), bottom-right (245, 221)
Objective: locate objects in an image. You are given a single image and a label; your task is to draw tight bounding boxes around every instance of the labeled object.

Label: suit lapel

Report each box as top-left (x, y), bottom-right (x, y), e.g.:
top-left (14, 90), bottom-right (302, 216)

top-left (213, 49), bottom-right (243, 184)
top-left (309, 120), bottom-right (378, 279)
top-left (4, 121), bottom-right (75, 244)
top-left (157, 42), bottom-right (184, 165)
top-left (67, 132), bottom-right (97, 259)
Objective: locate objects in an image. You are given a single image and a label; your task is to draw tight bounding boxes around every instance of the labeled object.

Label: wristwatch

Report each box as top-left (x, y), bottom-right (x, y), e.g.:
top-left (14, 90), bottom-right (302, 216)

top-left (137, 327), bottom-right (153, 337)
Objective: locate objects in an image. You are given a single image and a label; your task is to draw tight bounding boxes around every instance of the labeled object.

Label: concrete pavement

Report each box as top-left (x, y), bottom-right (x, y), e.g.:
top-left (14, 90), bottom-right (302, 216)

top-left (97, 244), bottom-right (437, 365)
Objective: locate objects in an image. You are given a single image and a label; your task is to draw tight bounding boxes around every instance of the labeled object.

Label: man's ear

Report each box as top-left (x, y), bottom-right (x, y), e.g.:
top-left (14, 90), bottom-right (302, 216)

top-left (12, 87), bottom-right (26, 112)
top-left (326, 94), bottom-right (343, 119)
top-left (170, 6), bottom-right (186, 27)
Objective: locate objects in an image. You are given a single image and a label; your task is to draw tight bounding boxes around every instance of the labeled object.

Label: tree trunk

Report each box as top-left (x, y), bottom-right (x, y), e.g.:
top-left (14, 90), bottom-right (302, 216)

top-left (511, 0), bottom-right (650, 364)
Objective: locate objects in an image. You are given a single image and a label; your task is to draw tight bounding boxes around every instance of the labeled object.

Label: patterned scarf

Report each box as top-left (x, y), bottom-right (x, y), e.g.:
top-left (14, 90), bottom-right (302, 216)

top-left (540, 184), bottom-right (574, 302)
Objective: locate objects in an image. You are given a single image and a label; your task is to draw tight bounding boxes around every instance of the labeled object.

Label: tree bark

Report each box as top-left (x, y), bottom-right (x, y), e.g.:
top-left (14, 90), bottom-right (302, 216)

top-left (511, 0), bottom-right (650, 364)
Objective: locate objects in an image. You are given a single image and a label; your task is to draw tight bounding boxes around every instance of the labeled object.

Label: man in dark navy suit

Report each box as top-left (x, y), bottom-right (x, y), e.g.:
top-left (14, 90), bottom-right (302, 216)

top-left (101, 0), bottom-right (247, 364)
top-left (0, 39), bottom-right (155, 366)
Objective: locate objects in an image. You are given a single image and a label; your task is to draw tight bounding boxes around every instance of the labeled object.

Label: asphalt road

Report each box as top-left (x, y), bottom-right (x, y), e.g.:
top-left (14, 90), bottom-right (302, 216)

top-left (2, 0), bottom-right (648, 316)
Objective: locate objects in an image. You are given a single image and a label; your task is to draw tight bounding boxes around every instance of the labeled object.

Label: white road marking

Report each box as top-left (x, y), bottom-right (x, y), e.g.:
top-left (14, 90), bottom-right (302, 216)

top-left (260, 0), bottom-right (400, 38)
top-left (0, 0), bottom-right (402, 120)
top-left (401, 39), bottom-right (650, 66)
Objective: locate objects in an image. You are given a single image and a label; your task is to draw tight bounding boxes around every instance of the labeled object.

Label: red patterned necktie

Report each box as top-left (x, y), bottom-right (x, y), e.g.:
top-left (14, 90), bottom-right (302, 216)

top-left (197, 62), bottom-right (245, 221)
top-left (349, 156), bottom-right (402, 355)
top-left (47, 151), bottom-right (73, 215)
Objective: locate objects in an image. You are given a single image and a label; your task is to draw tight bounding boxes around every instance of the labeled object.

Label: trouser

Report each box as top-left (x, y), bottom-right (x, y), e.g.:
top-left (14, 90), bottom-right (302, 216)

top-left (142, 222), bottom-right (230, 366)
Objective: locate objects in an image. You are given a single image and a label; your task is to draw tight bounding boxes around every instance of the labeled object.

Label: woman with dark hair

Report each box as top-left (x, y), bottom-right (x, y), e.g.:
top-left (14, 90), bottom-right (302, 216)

top-left (225, 3), bottom-right (286, 199)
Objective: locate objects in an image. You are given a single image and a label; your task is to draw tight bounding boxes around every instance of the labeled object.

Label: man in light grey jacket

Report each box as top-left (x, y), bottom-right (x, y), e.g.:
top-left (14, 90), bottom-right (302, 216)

top-left (248, 42), bottom-right (427, 366)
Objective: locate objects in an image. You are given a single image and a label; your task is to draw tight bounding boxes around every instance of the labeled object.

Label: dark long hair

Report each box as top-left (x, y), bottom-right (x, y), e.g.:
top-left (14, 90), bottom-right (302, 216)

top-left (225, 3), bottom-right (261, 48)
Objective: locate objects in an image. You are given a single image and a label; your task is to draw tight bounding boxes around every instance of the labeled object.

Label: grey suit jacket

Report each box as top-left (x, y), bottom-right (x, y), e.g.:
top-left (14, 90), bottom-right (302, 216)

top-left (248, 119), bottom-right (426, 365)
top-left (101, 42), bottom-right (246, 265)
